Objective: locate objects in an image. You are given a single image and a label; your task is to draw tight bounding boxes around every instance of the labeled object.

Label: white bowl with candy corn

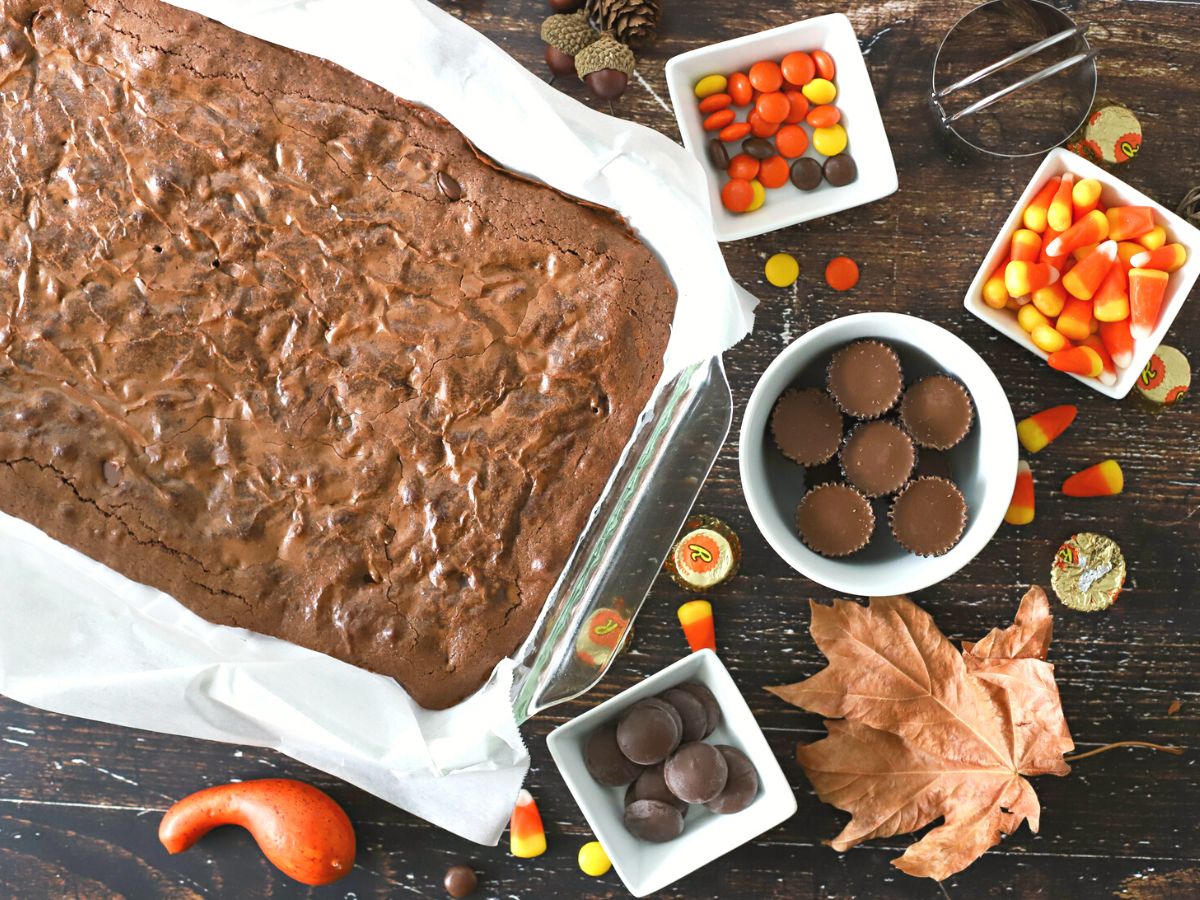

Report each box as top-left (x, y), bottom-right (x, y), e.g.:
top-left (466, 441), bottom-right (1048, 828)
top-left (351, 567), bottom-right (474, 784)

top-left (965, 147), bottom-right (1200, 399)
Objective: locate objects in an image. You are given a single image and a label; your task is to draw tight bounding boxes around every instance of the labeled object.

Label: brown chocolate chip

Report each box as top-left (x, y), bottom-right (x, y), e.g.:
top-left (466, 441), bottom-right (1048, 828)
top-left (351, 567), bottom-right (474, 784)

top-left (741, 137), bottom-right (775, 160)
top-left (102, 459), bottom-right (122, 487)
top-left (790, 157), bottom-right (823, 191)
top-left (443, 864), bottom-right (477, 897)
top-left (436, 171), bottom-right (463, 201)
top-left (707, 138), bottom-right (730, 171)
top-left (822, 153), bottom-right (858, 187)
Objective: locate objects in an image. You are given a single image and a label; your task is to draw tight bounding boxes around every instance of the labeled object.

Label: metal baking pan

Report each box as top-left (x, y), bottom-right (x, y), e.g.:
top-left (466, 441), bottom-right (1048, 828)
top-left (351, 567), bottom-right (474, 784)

top-left (511, 354), bottom-right (732, 722)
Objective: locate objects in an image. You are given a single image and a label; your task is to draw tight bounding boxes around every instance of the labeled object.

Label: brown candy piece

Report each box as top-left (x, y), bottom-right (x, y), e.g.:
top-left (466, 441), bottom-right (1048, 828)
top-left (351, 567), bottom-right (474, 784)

top-left (675, 682), bottom-right (720, 737)
top-left (623, 799), bottom-right (685, 843)
top-left (435, 171), bottom-right (463, 201)
top-left (890, 476), bottom-right (967, 557)
top-left (703, 745), bottom-right (759, 814)
top-left (900, 375), bottom-right (974, 450)
top-left (617, 699), bottom-right (682, 765)
top-left (708, 138), bottom-right (730, 171)
top-left (625, 763), bottom-right (689, 814)
top-left (584, 722), bottom-right (644, 786)
top-left (742, 137), bottom-right (775, 159)
top-left (663, 741), bottom-right (729, 804)
top-left (658, 687), bottom-right (708, 743)
top-left (795, 483), bottom-right (875, 557)
top-left (771, 388), bottom-right (843, 466)
top-left (840, 420), bottom-right (915, 498)
top-left (443, 865), bottom-right (478, 898)
top-left (822, 154), bottom-right (858, 187)
top-left (790, 157), bottom-right (823, 190)
top-left (827, 340), bottom-right (904, 419)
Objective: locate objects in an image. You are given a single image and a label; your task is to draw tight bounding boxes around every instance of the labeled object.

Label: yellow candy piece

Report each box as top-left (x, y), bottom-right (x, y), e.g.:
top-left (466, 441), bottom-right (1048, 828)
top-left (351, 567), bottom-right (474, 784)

top-left (765, 252), bottom-right (800, 288)
top-left (694, 74), bottom-right (728, 99)
top-left (812, 123), bottom-right (848, 157)
top-left (1017, 304), bottom-right (1049, 333)
top-left (801, 77), bottom-right (837, 105)
top-left (578, 841), bottom-right (612, 877)
top-left (746, 179), bottom-right (766, 212)
top-left (1031, 323), bottom-right (1069, 353)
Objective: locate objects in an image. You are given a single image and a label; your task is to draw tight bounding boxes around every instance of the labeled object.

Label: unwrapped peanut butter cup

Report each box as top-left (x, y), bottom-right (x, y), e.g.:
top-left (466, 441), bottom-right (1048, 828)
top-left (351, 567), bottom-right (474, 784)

top-left (770, 388), bottom-right (843, 466)
top-left (795, 483), bottom-right (875, 557)
top-left (899, 374), bottom-right (974, 450)
top-left (889, 476), bottom-right (967, 557)
top-left (827, 340), bottom-right (904, 419)
top-left (839, 419), bottom-right (916, 498)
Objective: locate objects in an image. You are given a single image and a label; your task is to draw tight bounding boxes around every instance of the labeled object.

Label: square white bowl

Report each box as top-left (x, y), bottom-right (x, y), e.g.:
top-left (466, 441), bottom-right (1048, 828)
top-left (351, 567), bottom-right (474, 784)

top-left (964, 147), bottom-right (1200, 398)
top-left (546, 650), bottom-right (796, 897)
top-left (664, 14), bottom-right (898, 242)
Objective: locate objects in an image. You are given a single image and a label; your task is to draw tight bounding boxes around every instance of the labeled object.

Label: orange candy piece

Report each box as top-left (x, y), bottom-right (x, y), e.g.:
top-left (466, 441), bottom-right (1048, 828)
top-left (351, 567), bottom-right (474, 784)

top-left (811, 49), bottom-right (836, 80)
top-left (748, 111), bottom-right (779, 137)
top-left (1130, 243), bottom-right (1187, 273)
top-left (1062, 459), bottom-right (1124, 498)
top-left (1071, 178), bottom-right (1103, 218)
top-left (781, 51), bottom-right (816, 86)
top-left (806, 105), bottom-right (841, 128)
top-left (510, 789), bottom-right (548, 859)
top-left (775, 124), bottom-right (809, 158)
top-left (698, 93), bottom-right (732, 113)
top-left (718, 121), bottom-right (752, 142)
top-left (1129, 267), bottom-right (1169, 339)
top-left (1023, 177), bottom-right (1060, 233)
top-left (1005, 260), bottom-right (1059, 297)
top-left (1045, 209), bottom-right (1109, 258)
top-left (1105, 206), bottom-right (1155, 242)
top-left (1047, 344), bottom-right (1103, 378)
top-left (728, 72), bottom-right (753, 106)
top-left (825, 256), bottom-right (860, 291)
top-left (1016, 404), bottom-right (1076, 453)
top-left (982, 257), bottom-right (1010, 309)
top-left (1031, 281), bottom-right (1067, 318)
top-left (783, 90), bottom-right (809, 124)
top-left (1005, 460), bottom-right (1035, 526)
top-left (755, 91), bottom-right (790, 123)
top-left (677, 599), bottom-right (716, 653)
top-left (1099, 318), bottom-right (1134, 369)
top-left (1062, 240), bottom-right (1117, 300)
top-left (1092, 263), bottom-right (1130, 322)
top-left (1047, 173), bottom-right (1075, 233)
top-left (727, 154), bottom-right (759, 180)
top-left (1083, 334), bottom-right (1118, 386)
top-left (758, 155), bottom-right (790, 188)
top-left (1010, 228), bottom-right (1042, 263)
top-left (1039, 226), bottom-right (1069, 270)
top-left (703, 109), bottom-right (735, 131)
top-left (1054, 296), bottom-right (1093, 342)
top-left (748, 60), bottom-right (783, 93)
top-left (721, 179), bottom-right (754, 213)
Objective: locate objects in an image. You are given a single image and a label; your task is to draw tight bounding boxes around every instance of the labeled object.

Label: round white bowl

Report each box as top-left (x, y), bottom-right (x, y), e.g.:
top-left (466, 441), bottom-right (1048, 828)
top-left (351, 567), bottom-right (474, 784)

top-left (739, 312), bottom-right (1017, 596)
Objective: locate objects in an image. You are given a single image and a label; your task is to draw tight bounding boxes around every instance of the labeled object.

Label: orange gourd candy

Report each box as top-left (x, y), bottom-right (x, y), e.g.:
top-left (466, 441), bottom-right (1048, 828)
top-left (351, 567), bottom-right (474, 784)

top-left (775, 125), bottom-right (809, 158)
top-left (806, 105), bottom-right (841, 128)
top-left (728, 72), bottom-right (753, 106)
top-left (782, 90), bottom-right (809, 123)
top-left (727, 154), bottom-right (760, 180)
top-left (748, 60), bottom-right (783, 92)
top-left (721, 179), bottom-right (754, 213)
top-left (781, 51), bottom-right (816, 86)
top-left (812, 49), bottom-right (836, 80)
top-left (718, 121), bottom-right (752, 142)
top-left (698, 93), bottom-right (732, 113)
top-left (755, 91), bottom-right (790, 123)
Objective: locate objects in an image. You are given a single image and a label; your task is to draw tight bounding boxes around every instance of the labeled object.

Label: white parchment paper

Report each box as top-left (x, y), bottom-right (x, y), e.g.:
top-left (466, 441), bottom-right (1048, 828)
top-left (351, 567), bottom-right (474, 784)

top-left (0, 0), bottom-right (754, 845)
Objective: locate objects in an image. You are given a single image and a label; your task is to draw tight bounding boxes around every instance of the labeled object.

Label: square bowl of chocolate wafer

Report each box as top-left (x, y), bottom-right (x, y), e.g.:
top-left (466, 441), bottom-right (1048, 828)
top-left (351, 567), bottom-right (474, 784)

top-left (739, 312), bottom-right (1017, 596)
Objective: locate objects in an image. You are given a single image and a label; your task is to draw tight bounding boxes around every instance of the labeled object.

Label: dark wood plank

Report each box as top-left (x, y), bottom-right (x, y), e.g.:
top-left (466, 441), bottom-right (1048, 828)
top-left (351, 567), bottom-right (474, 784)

top-left (2, 1), bottom-right (1198, 897)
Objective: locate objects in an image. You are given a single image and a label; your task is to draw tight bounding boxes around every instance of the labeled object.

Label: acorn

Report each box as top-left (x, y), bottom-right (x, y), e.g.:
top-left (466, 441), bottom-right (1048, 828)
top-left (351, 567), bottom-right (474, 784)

top-left (540, 10), bottom-right (599, 80)
top-left (575, 33), bottom-right (635, 102)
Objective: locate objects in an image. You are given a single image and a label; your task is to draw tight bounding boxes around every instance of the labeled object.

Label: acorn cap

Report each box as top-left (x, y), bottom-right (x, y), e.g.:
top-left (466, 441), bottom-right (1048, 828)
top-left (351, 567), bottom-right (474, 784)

top-left (575, 33), bottom-right (636, 80)
top-left (541, 10), bottom-right (599, 57)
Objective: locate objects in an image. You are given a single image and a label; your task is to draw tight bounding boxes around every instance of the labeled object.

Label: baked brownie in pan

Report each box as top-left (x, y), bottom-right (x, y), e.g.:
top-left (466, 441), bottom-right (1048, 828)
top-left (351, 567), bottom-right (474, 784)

top-left (0, 0), bottom-right (675, 709)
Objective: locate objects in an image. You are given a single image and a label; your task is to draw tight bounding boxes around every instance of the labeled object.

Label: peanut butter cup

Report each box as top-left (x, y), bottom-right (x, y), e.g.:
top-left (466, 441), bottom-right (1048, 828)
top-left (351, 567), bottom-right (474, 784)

top-left (889, 477), bottom-right (968, 557)
top-left (827, 341), bottom-right (904, 419)
top-left (770, 388), bottom-right (844, 466)
top-left (795, 483), bottom-right (875, 557)
top-left (900, 375), bottom-right (975, 450)
top-left (839, 420), bottom-right (916, 498)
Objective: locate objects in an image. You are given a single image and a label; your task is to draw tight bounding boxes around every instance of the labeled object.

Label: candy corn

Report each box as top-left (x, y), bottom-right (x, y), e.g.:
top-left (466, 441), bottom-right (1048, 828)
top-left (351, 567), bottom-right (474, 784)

top-left (1005, 460), bottom-right (1035, 526)
top-left (1031, 281), bottom-right (1067, 318)
top-left (1092, 262), bottom-right (1130, 322)
top-left (1039, 226), bottom-right (1070, 270)
top-left (1105, 206), bottom-right (1155, 242)
top-left (1010, 229), bottom-right (1042, 262)
top-left (1072, 178), bottom-right (1102, 218)
top-left (1031, 322), bottom-right (1069, 353)
top-left (1100, 319), bottom-right (1134, 369)
top-left (1045, 209), bottom-right (1109, 258)
top-left (1072, 242), bottom-right (1098, 262)
top-left (1023, 177), bottom-right (1060, 233)
top-left (1048, 344), bottom-right (1103, 378)
top-left (1136, 225), bottom-right (1167, 251)
top-left (982, 258), bottom-right (1010, 309)
top-left (1129, 267), bottom-right (1169, 339)
top-left (1063, 240), bottom-right (1117, 300)
top-left (677, 599), bottom-right (716, 653)
top-left (1083, 334), bottom-right (1118, 386)
top-left (1017, 404), bottom-right (1076, 453)
top-left (1062, 459), bottom-right (1124, 497)
top-left (1017, 304), bottom-right (1048, 333)
top-left (1054, 297), bottom-right (1093, 341)
top-left (1130, 243), bottom-right (1187, 273)
top-left (1047, 173), bottom-right (1075, 233)
top-left (1116, 241), bottom-right (1144, 266)
top-left (510, 789), bottom-right (547, 859)
top-left (1006, 260), bottom-right (1059, 297)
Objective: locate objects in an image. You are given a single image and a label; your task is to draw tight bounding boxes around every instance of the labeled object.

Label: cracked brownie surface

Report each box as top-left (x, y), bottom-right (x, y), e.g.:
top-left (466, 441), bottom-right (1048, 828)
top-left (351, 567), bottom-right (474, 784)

top-left (0, 0), bottom-right (674, 708)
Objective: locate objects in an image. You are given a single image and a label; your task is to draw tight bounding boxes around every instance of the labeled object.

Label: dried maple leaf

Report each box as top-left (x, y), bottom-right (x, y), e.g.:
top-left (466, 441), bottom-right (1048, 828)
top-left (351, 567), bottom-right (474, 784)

top-left (767, 587), bottom-right (1074, 881)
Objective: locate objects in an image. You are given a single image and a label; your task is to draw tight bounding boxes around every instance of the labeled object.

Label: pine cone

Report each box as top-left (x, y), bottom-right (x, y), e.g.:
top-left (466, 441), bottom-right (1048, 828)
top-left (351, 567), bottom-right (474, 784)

top-left (585, 0), bottom-right (659, 48)
top-left (575, 33), bottom-right (636, 80)
top-left (540, 9), bottom-right (598, 57)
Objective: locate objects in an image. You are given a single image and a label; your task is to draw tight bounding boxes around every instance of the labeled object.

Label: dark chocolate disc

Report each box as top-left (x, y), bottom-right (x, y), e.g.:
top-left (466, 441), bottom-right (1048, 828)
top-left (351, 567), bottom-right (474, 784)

top-left (623, 799), bottom-right (685, 843)
top-left (675, 682), bottom-right (720, 737)
top-left (703, 745), bottom-right (759, 814)
top-left (658, 687), bottom-right (708, 743)
top-left (771, 388), bottom-right (843, 466)
top-left (584, 722), bottom-right (644, 786)
top-left (625, 763), bottom-right (689, 814)
top-left (617, 700), bottom-right (682, 765)
top-left (822, 153), bottom-right (857, 187)
top-left (664, 741), bottom-right (729, 804)
top-left (708, 138), bottom-right (730, 171)
top-left (790, 157), bottom-right (823, 190)
top-left (742, 137), bottom-right (775, 159)
top-left (840, 419), bottom-right (916, 498)
top-left (638, 696), bottom-right (684, 739)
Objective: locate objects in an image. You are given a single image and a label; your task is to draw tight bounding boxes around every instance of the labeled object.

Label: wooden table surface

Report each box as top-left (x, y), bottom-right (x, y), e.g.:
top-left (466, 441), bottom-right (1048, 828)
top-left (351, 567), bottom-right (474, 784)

top-left (2, 1), bottom-right (1198, 897)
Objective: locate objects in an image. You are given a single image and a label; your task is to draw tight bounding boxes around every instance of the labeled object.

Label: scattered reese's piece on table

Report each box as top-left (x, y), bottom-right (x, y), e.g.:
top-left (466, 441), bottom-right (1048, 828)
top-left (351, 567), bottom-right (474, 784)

top-left (0, 0), bottom-right (675, 709)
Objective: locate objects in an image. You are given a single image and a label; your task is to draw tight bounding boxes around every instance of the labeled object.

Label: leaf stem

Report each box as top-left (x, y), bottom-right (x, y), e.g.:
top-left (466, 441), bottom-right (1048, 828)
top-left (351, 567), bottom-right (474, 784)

top-left (1064, 740), bottom-right (1184, 762)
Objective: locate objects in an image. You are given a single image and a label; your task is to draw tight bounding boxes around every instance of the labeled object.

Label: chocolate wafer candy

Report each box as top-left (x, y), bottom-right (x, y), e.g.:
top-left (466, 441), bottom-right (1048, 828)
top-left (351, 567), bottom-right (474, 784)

top-left (795, 483), bottom-right (875, 557)
top-left (584, 722), bottom-right (644, 786)
top-left (616, 699), bottom-right (681, 766)
top-left (703, 745), bottom-right (759, 814)
top-left (663, 742), bottom-right (729, 804)
top-left (900, 375), bottom-right (974, 450)
top-left (889, 476), bottom-right (967, 557)
top-left (771, 388), bottom-right (844, 466)
top-left (623, 799), bottom-right (685, 843)
top-left (839, 419), bottom-right (916, 497)
top-left (625, 764), bottom-right (689, 814)
top-left (827, 340), bottom-right (904, 419)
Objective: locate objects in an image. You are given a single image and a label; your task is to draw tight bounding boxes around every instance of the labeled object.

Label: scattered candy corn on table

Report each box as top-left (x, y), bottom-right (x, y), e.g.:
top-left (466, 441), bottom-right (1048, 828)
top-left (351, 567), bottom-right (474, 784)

top-left (2, 4), bottom-right (1197, 900)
